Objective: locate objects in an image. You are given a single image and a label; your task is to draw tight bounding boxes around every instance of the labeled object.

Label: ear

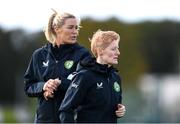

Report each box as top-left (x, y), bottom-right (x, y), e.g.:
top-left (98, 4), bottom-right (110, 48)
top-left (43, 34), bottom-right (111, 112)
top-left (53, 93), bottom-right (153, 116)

top-left (54, 26), bottom-right (60, 33)
top-left (98, 48), bottom-right (104, 56)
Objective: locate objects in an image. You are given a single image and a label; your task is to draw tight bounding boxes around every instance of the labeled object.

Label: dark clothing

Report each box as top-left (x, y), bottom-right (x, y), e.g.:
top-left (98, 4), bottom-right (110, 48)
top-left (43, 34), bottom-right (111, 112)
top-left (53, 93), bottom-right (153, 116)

top-left (24, 43), bottom-right (91, 123)
top-left (59, 57), bottom-right (122, 123)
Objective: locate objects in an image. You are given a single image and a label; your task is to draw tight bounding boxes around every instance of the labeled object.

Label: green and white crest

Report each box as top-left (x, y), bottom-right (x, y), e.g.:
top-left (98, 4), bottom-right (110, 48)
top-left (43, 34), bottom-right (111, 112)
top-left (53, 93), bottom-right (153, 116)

top-left (64, 60), bottom-right (74, 69)
top-left (113, 82), bottom-right (120, 92)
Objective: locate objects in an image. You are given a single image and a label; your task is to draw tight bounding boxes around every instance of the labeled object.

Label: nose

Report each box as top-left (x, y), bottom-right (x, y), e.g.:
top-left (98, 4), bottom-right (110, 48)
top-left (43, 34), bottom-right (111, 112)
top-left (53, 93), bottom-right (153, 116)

top-left (72, 27), bottom-right (78, 34)
top-left (117, 49), bottom-right (120, 55)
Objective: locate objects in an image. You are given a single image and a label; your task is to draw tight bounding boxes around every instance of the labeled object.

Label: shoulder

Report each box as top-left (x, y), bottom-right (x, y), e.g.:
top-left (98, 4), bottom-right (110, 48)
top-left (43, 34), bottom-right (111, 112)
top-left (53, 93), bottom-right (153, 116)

top-left (32, 44), bottom-right (49, 58)
top-left (113, 71), bottom-right (122, 83)
top-left (73, 69), bottom-right (93, 82)
top-left (33, 47), bottom-right (43, 55)
top-left (76, 69), bottom-right (90, 78)
top-left (71, 69), bottom-right (94, 88)
top-left (73, 43), bottom-right (89, 52)
top-left (72, 44), bottom-right (91, 59)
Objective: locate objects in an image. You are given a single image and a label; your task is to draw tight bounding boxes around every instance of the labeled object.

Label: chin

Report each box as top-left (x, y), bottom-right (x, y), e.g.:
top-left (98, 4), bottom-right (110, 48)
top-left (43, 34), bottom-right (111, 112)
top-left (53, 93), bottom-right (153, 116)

top-left (72, 40), bottom-right (77, 43)
top-left (113, 61), bottom-right (118, 65)
top-left (68, 41), bottom-right (76, 44)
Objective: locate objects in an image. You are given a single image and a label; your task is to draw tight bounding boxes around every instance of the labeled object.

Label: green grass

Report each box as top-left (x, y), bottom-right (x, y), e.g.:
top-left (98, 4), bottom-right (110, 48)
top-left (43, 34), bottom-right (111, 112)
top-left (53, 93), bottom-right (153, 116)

top-left (3, 107), bottom-right (17, 123)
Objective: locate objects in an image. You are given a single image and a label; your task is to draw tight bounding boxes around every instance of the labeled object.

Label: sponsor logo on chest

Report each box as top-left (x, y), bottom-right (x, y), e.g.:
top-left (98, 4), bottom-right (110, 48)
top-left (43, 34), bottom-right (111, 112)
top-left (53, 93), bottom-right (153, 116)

top-left (96, 82), bottom-right (103, 89)
top-left (42, 60), bottom-right (49, 67)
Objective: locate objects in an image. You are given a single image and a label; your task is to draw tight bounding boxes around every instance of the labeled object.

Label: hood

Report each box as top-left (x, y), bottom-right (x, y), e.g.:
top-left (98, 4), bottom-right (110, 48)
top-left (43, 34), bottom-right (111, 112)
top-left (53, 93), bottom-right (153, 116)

top-left (76, 57), bottom-right (118, 74)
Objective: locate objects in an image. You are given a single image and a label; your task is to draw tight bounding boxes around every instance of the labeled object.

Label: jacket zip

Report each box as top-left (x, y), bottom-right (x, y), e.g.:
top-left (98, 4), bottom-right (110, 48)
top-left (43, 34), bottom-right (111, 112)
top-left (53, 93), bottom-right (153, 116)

top-left (44, 45), bottom-right (75, 121)
top-left (43, 47), bottom-right (60, 121)
top-left (107, 75), bottom-right (113, 119)
top-left (107, 74), bottom-right (115, 119)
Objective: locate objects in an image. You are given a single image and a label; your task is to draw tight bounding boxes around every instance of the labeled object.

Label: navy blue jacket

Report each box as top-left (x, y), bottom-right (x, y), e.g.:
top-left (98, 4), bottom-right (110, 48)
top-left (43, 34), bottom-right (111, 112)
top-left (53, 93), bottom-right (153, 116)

top-left (59, 57), bottom-right (122, 123)
top-left (24, 43), bottom-right (91, 123)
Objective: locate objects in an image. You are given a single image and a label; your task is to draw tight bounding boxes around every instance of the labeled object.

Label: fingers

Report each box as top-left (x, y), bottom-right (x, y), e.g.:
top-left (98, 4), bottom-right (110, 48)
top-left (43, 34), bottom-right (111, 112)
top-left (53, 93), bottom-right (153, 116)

top-left (43, 79), bottom-right (54, 92)
top-left (54, 78), bottom-right (61, 87)
top-left (117, 104), bottom-right (125, 109)
top-left (43, 91), bottom-right (49, 100)
top-left (43, 78), bottom-right (61, 100)
top-left (43, 79), bottom-right (61, 93)
top-left (115, 110), bottom-right (125, 117)
top-left (43, 90), bottom-right (54, 100)
top-left (47, 79), bottom-right (58, 91)
top-left (116, 104), bottom-right (126, 117)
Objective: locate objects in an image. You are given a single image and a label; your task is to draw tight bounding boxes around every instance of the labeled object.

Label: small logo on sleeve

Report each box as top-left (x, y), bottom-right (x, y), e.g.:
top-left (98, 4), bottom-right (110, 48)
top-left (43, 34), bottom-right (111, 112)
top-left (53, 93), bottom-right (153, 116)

top-left (71, 82), bottom-right (78, 88)
top-left (67, 72), bottom-right (77, 80)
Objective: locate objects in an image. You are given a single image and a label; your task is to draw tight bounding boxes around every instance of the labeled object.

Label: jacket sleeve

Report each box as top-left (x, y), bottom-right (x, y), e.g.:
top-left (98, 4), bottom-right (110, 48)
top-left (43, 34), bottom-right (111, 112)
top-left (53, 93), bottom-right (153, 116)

top-left (24, 52), bottom-right (44, 97)
top-left (57, 77), bottom-right (71, 91)
top-left (59, 72), bottom-right (89, 123)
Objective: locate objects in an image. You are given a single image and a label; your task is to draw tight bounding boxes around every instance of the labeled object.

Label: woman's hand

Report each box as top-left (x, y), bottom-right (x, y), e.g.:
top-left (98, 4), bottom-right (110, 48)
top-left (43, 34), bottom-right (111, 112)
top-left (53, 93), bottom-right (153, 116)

top-left (115, 104), bottom-right (126, 117)
top-left (43, 78), bottom-right (61, 100)
top-left (43, 90), bottom-right (54, 100)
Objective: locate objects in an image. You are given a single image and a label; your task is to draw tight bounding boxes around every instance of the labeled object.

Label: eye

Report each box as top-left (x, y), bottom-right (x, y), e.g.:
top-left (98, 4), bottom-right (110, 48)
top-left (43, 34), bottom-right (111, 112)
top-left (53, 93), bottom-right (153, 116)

top-left (67, 25), bottom-right (79, 30)
top-left (67, 26), bottom-right (73, 29)
top-left (111, 47), bottom-right (117, 51)
top-left (111, 47), bottom-right (119, 51)
top-left (75, 26), bottom-right (80, 31)
top-left (75, 26), bottom-right (78, 29)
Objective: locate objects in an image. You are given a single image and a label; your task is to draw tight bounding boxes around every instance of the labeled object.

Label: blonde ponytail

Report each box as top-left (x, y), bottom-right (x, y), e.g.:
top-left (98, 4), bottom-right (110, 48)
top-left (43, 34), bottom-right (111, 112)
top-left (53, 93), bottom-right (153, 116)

top-left (44, 9), bottom-right (80, 45)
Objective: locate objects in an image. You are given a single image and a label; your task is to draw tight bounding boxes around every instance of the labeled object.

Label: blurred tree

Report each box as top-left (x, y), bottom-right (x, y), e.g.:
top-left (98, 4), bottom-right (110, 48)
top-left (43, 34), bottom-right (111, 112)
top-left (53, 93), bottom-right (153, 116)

top-left (0, 28), bottom-right (44, 105)
top-left (0, 29), bottom-right (18, 104)
top-left (140, 21), bottom-right (180, 74)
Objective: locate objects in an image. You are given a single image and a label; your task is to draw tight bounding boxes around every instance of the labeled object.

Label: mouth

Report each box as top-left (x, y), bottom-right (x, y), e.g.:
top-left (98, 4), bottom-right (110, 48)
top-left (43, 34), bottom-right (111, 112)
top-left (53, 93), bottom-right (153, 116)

top-left (114, 57), bottom-right (118, 60)
top-left (71, 36), bottom-right (77, 40)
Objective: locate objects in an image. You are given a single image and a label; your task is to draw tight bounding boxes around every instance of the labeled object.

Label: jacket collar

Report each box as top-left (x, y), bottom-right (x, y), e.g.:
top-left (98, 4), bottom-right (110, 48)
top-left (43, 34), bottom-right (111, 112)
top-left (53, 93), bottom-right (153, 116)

top-left (77, 57), bottom-right (118, 74)
top-left (43, 42), bottom-right (79, 54)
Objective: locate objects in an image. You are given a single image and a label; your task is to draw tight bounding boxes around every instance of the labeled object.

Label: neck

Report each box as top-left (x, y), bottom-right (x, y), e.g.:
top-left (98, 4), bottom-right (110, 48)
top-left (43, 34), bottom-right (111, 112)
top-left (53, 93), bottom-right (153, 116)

top-left (54, 40), bottom-right (64, 47)
top-left (96, 58), bottom-right (111, 67)
top-left (96, 57), bottom-right (105, 64)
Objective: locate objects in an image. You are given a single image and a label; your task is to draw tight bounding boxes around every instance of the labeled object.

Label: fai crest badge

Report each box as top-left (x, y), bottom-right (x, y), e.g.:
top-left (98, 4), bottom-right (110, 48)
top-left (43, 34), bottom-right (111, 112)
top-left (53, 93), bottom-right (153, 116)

top-left (113, 82), bottom-right (120, 92)
top-left (64, 60), bottom-right (74, 69)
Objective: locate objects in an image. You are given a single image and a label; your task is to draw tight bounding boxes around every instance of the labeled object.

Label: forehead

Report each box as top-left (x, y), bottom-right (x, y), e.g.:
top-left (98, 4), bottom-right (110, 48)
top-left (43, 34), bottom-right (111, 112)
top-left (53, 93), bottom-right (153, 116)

top-left (108, 40), bottom-right (119, 47)
top-left (64, 18), bottom-right (78, 25)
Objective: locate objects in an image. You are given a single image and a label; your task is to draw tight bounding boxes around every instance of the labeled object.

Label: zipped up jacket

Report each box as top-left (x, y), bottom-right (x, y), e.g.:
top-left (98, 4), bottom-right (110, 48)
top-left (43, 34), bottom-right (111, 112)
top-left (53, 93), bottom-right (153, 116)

top-left (24, 43), bottom-right (91, 123)
top-left (59, 57), bottom-right (122, 123)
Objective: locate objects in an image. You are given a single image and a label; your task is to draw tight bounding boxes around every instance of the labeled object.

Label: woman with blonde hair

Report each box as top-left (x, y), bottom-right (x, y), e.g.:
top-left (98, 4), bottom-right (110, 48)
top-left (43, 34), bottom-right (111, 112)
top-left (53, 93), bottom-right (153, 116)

top-left (60, 30), bottom-right (126, 123)
top-left (24, 9), bottom-right (91, 123)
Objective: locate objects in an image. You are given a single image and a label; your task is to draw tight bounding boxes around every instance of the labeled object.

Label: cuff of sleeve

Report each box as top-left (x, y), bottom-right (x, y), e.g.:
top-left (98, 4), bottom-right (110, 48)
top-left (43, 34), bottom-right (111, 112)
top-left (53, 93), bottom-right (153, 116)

top-left (58, 77), bottom-right (71, 91)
